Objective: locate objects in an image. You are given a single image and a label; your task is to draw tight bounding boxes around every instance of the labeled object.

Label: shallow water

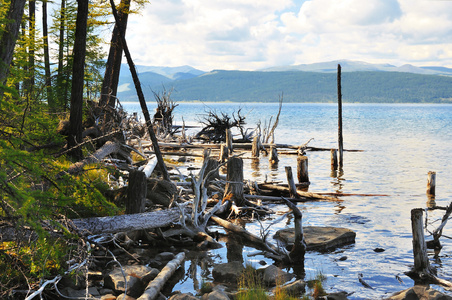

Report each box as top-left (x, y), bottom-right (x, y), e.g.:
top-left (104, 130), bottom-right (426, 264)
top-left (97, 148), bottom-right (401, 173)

top-left (123, 102), bottom-right (452, 299)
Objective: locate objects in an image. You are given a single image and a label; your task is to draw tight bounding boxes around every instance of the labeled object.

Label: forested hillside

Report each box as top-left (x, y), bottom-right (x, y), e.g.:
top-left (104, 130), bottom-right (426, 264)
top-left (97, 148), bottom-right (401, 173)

top-left (118, 69), bottom-right (452, 103)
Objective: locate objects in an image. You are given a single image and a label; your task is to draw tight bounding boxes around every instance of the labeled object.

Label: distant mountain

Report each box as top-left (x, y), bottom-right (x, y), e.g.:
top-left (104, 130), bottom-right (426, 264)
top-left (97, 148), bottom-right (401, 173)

top-left (261, 59), bottom-right (452, 76)
top-left (117, 60), bottom-right (452, 103)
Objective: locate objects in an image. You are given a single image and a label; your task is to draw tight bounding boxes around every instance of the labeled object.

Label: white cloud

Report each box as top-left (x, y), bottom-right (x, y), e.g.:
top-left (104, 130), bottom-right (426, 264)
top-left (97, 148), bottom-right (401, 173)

top-left (120, 0), bottom-right (452, 70)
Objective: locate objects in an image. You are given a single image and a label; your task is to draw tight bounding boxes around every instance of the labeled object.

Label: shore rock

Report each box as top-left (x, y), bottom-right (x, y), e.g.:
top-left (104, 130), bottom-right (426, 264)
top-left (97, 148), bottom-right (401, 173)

top-left (385, 285), bottom-right (452, 300)
top-left (212, 261), bottom-right (244, 283)
top-left (274, 226), bottom-right (356, 252)
top-left (201, 290), bottom-right (230, 300)
top-left (168, 293), bottom-right (199, 300)
top-left (261, 265), bottom-right (294, 286)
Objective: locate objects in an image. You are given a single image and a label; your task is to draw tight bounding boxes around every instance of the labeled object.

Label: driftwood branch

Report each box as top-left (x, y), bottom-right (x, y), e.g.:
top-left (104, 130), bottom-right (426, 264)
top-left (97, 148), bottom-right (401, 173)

top-left (138, 252), bottom-right (185, 300)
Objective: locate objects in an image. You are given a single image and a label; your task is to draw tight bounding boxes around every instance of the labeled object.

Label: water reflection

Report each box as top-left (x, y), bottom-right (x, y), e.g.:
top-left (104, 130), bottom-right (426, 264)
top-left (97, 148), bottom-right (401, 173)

top-left (251, 158), bottom-right (260, 178)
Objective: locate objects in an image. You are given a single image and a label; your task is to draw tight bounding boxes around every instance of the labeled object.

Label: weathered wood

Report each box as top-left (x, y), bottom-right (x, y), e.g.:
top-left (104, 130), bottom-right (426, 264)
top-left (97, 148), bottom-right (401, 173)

top-left (282, 197), bottom-right (306, 264)
top-left (126, 170), bottom-right (147, 214)
top-left (251, 136), bottom-right (260, 158)
top-left (138, 252), bottom-right (185, 300)
top-left (226, 128), bottom-right (233, 154)
top-left (219, 144), bottom-right (228, 163)
top-left (66, 141), bottom-right (121, 175)
top-left (108, 0), bottom-right (170, 181)
top-left (257, 183), bottom-right (339, 201)
top-left (297, 155), bottom-right (310, 184)
top-left (337, 64), bottom-right (344, 168)
top-left (210, 216), bottom-right (280, 256)
top-left (285, 166), bottom-right (299, 199)
top-left (427, 171), bottom-right (436, 196)
top-left (331, 149), bottom-right (338, 169)
top-left (410, 208), bottom-right (432, 276)
top-left (224, 157), bottom-right (245, 206)
top-left (269, 145), bottom-right (279, 164)
top-left (141, 156), bottom-right (158, 178)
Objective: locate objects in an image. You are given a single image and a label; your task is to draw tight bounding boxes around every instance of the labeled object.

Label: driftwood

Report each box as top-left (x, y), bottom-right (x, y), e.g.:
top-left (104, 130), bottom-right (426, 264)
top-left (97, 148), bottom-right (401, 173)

top-left (138, 252), bottom-right (185, 300)
top-left (282, 197), bottom-right (306, 264)
top-left (224, 157), bottom-right (245, 207)
top-left (66, 141), bottom-right (122, 175)
top-left (257, 183), bottom-right (340, 201)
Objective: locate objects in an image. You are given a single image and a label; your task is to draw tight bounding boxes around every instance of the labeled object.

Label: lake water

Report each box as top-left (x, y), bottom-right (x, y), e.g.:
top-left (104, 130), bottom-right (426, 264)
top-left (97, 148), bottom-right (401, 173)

top-left (123, 101), bottom-right (452, 299)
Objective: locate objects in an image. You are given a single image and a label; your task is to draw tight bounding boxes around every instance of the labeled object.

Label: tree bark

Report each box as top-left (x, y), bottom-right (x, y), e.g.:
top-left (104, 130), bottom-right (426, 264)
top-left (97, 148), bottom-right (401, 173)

top-left (224, 157), bottom-right (245, 206)
top-left (0, 0), bottom-right (27, 85)
top-left (108, 0), bottom-right (170, 181)
top-left (66, 141), bottom-right (120, 175)
top-left (100, 0), bottom-right (130, 107)
top-left (42, 0), bottom-right (55, 108)
top-left (56, 0), bottom-right (66, 108)
top-left (67, 0), bottom-right (89, 159)
top-left (138, 252), bottom-right (185, 300)
top-left (126, 170), bottom-right (147, 214)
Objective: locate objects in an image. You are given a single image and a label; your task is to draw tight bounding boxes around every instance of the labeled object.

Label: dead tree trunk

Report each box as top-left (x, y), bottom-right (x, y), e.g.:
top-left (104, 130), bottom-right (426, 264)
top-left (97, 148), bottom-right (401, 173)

top-left (108, 0), bottom-right (169, 181)
top-left (297, 155), bottom-right (310, 184)
top-left (224, 157), bottom-right (245, 206)
top-left (282, 197), bottom-right (306, 265)
top-left (66, 141), bottom-right (121, 175)
top-left (285, 166), bottom-right (299, 199)
top-left (269, 145), bottom-right (279, 164)
top-left (126, 170), bottom-right (147, 214)
top-left (252, 136), bottom-right (260, 158)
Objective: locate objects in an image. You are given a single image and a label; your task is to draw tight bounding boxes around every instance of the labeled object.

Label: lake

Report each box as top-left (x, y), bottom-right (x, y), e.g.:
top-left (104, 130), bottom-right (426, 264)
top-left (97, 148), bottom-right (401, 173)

top-left (123, 101), bottom-right (452, 299)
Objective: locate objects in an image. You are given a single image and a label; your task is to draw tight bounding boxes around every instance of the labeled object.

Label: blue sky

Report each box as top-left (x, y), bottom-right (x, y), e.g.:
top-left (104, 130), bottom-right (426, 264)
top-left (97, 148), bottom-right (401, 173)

top-left (121, 0), bottom-right (452, 71)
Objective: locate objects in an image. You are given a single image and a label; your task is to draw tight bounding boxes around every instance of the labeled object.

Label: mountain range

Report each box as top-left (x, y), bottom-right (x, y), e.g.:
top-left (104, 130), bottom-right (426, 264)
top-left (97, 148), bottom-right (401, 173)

top-left (117, 60), bottom-right (452, 103)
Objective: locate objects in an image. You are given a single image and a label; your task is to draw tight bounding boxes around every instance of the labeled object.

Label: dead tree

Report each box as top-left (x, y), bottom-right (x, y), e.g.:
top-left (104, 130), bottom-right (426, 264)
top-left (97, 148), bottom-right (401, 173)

top-left (223, 157), bottom-right (245, 207)
top-left (196, 108), bottom-right (247, 143)
top-left (152, 87), bottom-right (178, 136)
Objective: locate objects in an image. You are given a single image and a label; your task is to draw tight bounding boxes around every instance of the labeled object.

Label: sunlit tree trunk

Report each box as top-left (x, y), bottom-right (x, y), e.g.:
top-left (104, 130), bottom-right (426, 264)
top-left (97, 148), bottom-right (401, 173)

top-left (67, 0), bottom-right (88, 159)
top-left (42, 0), bottom-right (55, 108)
top-left (0, 0), bottom-right (27, 86)
top-left (100, 0), bottom-right (130, 108)
top-left (56, 0), bottom-right (66, 109)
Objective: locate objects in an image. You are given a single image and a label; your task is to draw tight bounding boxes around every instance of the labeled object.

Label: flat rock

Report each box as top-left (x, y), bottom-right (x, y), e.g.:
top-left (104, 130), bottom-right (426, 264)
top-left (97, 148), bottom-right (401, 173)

top-left (212, 261), bottom-right (244, 283)
top-left (104, 265), bottom-right (157, 298)
top-left (274, 226), bottom-right (356, 252)
top-left (261, 265), bottom-right (294, 286)
top-left (385, 285), bottom-right (452, 300)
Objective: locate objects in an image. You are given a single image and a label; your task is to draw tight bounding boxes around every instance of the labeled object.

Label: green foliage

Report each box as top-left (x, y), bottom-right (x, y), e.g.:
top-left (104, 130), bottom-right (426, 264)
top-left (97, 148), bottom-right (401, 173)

top-left (237, 264), bottom-right (268, 300)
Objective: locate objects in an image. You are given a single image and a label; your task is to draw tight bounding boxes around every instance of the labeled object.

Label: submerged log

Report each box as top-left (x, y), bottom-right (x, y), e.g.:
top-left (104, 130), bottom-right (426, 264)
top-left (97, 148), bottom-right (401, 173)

top-left (257, 183), bottom-right (339, 201)
top-left (138, 252), bottom-right (185, 300)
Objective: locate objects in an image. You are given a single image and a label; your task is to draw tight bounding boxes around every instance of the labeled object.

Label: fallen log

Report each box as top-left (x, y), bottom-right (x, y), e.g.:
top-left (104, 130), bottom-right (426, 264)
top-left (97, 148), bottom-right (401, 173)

top-left (257, 183), bottom-right (340, 201)
top-left (138, 252), bottom-right (185, 300)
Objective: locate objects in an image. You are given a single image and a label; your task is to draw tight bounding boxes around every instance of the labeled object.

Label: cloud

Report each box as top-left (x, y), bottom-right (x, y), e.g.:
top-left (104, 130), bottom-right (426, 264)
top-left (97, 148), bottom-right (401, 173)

top-left (121, 0), bottom-right (452, 70)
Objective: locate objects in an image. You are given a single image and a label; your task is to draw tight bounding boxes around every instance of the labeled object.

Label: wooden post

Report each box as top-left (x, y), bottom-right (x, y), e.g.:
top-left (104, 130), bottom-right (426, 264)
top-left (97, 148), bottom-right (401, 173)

top-left (251, 136), bottom-right (260, 158)
top-left (337, 64), bottom-right (344, 168)
top-left (297, 155), bottom-right (309, 184)
top-left (219, 144), bottom-right (228, 163)
top-left (126, 170), bottom-right (147, 214)
top-left (427, 171), bottom-right (436, 196)
top-left (331, 149), bottom-right (338, 169)
top-left (285, 166), bottom-right (299, 199)
top-left (226, 128), bottom-right (233, 154)
top-left (411, 208), bottom-right (432, 275)
top-left (269, 145), bottom-right (279, 164)
top-left (224, 157), bottom-right (245, 207)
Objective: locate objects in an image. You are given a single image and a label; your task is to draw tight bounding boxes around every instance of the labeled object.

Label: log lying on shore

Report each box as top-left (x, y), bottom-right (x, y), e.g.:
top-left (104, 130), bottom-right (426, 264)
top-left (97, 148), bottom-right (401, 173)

top-left (0, 207), bottom-right (189, 242)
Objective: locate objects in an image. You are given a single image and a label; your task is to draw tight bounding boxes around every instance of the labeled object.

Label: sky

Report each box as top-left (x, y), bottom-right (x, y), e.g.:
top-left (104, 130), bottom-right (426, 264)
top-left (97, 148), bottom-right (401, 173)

top-left (121, 0), bottom-right (452, 71)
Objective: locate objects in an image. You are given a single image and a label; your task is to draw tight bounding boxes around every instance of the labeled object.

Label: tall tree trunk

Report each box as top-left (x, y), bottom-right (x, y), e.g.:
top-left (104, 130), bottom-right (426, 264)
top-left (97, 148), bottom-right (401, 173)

top-left (100, 0), bottom-right (130, 108)
top-left (27, 0), bottom-right (35, 94)
top-left (0, 0), bottom-right (27, 86)
top-left (56, 0), bottom-right (66, 109)
top-left (67, 0), bottom-right (88, 159)
top-left (42, 0), bottom-right (54, 108)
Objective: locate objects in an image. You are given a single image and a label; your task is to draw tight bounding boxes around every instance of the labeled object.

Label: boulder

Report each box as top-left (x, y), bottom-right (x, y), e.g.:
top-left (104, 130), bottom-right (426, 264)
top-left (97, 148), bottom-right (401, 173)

top-left (104, 265), bottom-right (158, 298)
top-left (274, 226), bottom-right (356, 252)
top-left (385, 285), bottom-right (452, 300)
top-left (271, 279), bottom-right (306, 296)
top-left (168, 293), bottom-right (199, 300)
top-left (212, 261), bottom-right (244, 283)
top-left (60, 287), bottom-right (100, 298)
top-left (261, 265), bottom-right (294, 286)
top-left (201, 290), bottom-right (230, 300)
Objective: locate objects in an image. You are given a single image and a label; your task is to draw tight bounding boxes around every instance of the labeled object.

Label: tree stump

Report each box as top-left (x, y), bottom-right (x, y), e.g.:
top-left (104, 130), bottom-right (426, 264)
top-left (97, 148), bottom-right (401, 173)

top-left (224, 157), bottom-right (245, 206)
top-left (285, 166), bottom-right (299, 199)
top-left (410, 208), bottom-right (435, 280)
top-left (219, 144), bottom-right (228, 163)
top-left (204, 157), bottom-right (220, 183)
top-left (297, 155), bottom-right (310, 184)
top-left (126, 170), bottom-right (147, 214)
top-left (427, 171), bottom-right (436, 196)
top-left (331, 149), bottom-right (338, 169)
top-left (251, 136), bottom-right (260, 158)
top-left (269, 145), bottom-right (279, 164)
